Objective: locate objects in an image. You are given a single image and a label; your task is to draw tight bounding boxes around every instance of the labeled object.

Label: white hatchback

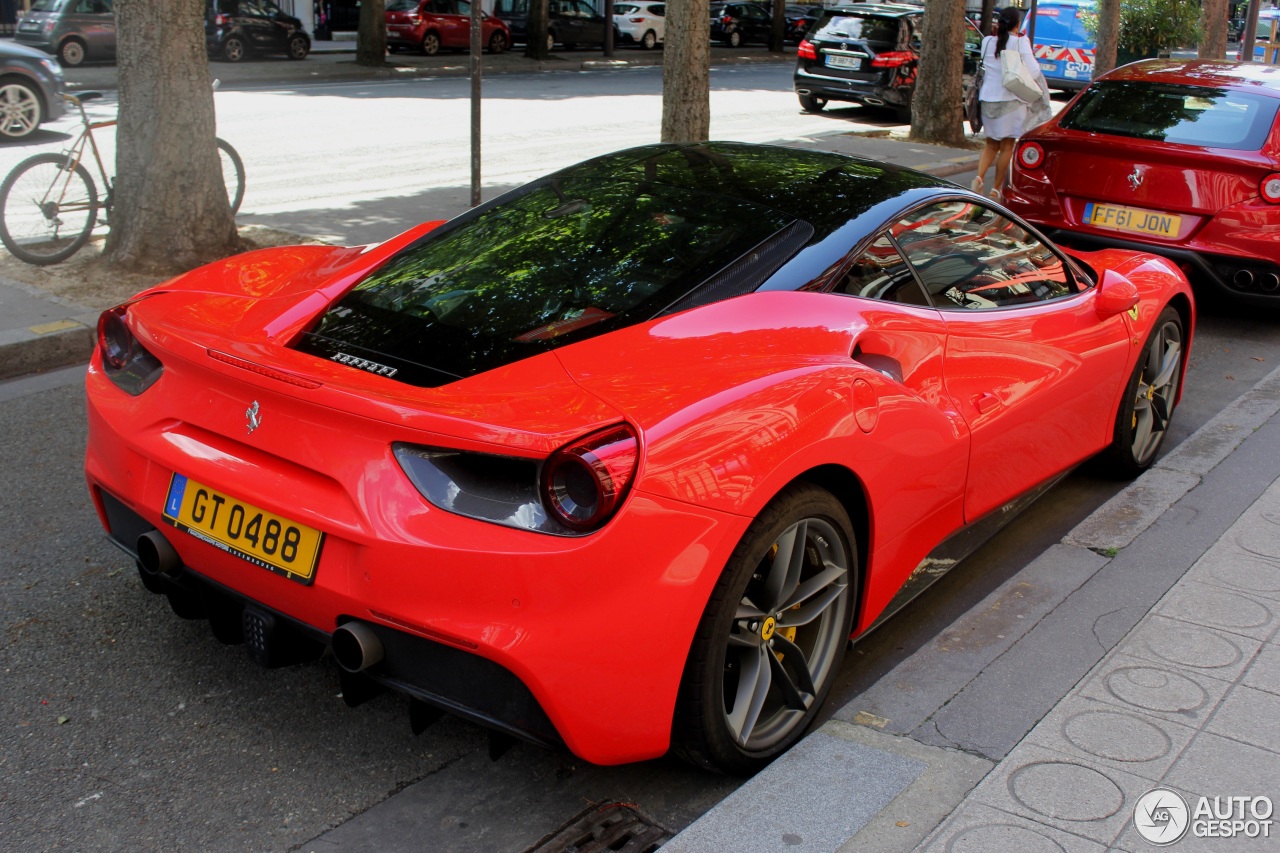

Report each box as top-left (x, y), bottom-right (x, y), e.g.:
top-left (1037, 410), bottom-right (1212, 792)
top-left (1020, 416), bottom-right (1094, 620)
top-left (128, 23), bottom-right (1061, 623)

top-left (614, 1), bottom-right (664, 49)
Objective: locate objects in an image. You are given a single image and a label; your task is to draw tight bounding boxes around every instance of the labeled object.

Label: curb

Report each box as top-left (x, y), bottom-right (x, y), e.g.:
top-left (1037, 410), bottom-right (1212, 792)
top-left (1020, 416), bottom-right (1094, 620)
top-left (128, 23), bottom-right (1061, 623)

top-left (0, 276), bottom-right (98, 382)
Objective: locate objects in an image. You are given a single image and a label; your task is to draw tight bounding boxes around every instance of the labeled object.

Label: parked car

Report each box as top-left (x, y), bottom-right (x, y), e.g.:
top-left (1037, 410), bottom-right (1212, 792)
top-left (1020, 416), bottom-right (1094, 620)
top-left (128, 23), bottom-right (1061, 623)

top-left (492, 0), bottom-right (607, 50)
top-left (794, 3), bottom-right (981, 122)
top-left (84, 141), bottom-right (1194, 775)
top-left (1028, 0), bottom-right (1096, 92)
top-left (613, 1), bottom-right (663, 49)
top-left (386, 0), bottom-right (511, 55)
top-left (1238, 9), bottom-right (1280, 60)
top-left (206, 0), bottom-right (311, 62)
top-left (783, 3), bottom-right (822, 43)
top-left (709, 1), bottom-right (771, 47)
top-left (0, 41), bottom-right (67, 141)
top-left (1005, 60), bottom-right (1280, 306)
top-left (14, 0), bottom-right (116, 68)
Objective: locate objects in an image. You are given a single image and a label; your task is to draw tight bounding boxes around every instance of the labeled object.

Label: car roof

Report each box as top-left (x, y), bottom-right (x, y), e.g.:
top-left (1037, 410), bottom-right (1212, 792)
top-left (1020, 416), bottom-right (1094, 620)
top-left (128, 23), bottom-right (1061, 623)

top-left (1098, 59), bottom-right (1280, 95)
top-left (824, 2), bottom-right (921, 16)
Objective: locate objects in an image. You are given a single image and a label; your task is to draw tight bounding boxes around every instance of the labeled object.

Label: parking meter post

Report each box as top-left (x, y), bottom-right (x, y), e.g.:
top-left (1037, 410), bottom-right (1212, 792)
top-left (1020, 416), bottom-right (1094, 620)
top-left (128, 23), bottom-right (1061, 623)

top-left (470, 0), bottom-right (482, 206)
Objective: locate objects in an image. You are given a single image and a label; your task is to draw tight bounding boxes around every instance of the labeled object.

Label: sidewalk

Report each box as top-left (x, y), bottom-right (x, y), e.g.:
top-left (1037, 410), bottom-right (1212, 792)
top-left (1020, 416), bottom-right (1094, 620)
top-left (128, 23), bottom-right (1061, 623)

top-left (667, 367), bottom-right (1280, 852)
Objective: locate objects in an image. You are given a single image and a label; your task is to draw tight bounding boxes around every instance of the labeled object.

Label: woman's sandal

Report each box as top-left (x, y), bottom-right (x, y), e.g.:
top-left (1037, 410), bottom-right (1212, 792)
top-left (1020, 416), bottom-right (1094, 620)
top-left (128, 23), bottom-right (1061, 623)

top-left (970, 176), bottom-right (985, 194)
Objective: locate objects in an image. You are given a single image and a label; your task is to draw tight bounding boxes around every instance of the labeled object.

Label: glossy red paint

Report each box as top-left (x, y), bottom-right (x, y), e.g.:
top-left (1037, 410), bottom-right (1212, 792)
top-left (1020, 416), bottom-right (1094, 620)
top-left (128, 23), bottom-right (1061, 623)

top-left (385, 0), bottom-right (511, 54)
top-left (1006, 60), bottom-right (1280, 304)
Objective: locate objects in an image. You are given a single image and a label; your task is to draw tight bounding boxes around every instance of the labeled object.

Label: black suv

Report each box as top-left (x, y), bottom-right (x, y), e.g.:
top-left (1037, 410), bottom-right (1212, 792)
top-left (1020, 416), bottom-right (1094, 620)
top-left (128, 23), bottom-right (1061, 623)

top-left (793, 3), bottom-right (980, 122)
top-left (206, 0), bottom-right (310, 62)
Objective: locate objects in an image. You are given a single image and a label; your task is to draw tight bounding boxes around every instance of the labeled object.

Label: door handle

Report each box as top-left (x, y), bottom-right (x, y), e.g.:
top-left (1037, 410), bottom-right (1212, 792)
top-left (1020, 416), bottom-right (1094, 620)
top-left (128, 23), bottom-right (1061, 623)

top-left (974, 392), bottom-right (1000, 414)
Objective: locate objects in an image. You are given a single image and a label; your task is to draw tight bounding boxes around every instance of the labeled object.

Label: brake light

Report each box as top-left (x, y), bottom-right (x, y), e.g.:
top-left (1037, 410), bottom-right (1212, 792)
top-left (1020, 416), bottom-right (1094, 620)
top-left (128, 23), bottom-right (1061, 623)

top-left (871, 51), bottom-right (914, 68)
top-left (1262, 173), bottom-right (1280, 204)
top-left (214, 13), bottom-right (228, 25)
top-left (629, 16), bottom-right (644, 22)
top-left (1017, 141), bottom-right (1045, 170)
top-left (408, 13), bottom-right (421, 22)
top-left (541, 424), bottom-right (638, 532)
top-left (97, 304), bottom-right (163, 395)
top-left (798, 38), bottom-right (817, 60)
top-left (722, 15), bottom-right (732, 24)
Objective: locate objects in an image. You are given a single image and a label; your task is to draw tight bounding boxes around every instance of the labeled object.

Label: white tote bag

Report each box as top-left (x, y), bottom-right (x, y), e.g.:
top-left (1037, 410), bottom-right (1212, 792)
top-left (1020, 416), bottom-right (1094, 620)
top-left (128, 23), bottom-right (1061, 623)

top-left (1001, 42), bottom-right (1043, 103)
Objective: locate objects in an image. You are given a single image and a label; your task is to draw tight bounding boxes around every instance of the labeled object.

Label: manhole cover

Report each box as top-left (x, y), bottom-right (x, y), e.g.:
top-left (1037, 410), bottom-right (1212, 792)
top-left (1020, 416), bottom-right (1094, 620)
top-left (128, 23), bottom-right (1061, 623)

top-left (525, 801), bottom-right (672, 853)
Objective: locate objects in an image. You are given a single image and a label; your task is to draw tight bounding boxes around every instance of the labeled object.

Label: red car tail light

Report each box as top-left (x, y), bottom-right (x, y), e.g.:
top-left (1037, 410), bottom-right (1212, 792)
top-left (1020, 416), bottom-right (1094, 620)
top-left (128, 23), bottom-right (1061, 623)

top-left (797, 39), bottom-right (817, 60)
top-left (214, 12), bottom-right (228, 25)
top-left (1017, 141), bottom-right (1046, 170)
top-left (871, 51), bottom-right (914, 68)
top-left (722, 15), bottom-right (733, 24)
top-left (1262, 173), bottom-right (1280, 204)
top-left (97, 304), bottom-right (163, 395)
top-left (541, 424), bottom-right (638, 533)
top-left (408, 13), bottom-right (421, 23)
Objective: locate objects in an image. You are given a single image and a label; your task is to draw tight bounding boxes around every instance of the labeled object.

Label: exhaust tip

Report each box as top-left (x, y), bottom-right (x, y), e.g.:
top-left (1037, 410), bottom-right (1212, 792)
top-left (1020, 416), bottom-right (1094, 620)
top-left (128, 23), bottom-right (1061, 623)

top-left (137, 530), bottom-right (180, 576)
top-left (332, 621), bottom-right (385, 673)
top-left (1234, 268), bottom-right (1256, 289)
top-left (1260, 272), bottom-right (1280, 293)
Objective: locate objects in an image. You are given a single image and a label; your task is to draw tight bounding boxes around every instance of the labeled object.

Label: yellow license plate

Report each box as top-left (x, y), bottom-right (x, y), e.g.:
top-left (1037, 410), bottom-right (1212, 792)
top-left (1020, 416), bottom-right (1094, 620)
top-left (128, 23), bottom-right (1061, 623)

top-left (162, 474), bottom-right (324, 584)
top-left (1083, 202), bottom-right (1181, 238)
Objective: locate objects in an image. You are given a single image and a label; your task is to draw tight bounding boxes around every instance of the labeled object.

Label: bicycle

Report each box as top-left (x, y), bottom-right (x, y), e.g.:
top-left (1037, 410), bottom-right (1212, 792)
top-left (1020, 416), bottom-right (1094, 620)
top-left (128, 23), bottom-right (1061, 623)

top-left (0, 91), bottom-right (246, 265)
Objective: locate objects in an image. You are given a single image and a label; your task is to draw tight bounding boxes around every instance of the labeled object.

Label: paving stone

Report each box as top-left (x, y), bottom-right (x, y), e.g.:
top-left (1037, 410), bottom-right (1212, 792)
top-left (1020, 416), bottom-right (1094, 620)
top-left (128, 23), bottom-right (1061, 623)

top-left (1075, 652), bottom-right (1233, 729)
top-left (1204, 684), bottom-right (1280, 755)
top-left (1152, 580), bottom-right (1277, 641)
top-left (1113, 613), bottom-right (1261, 683)
top-left (919, 801), bottom-right (1107, 853)
top-left (1242, 644), bottom-right (1280, 696)
top-left (1165, 732), bottom-right (1280, 802)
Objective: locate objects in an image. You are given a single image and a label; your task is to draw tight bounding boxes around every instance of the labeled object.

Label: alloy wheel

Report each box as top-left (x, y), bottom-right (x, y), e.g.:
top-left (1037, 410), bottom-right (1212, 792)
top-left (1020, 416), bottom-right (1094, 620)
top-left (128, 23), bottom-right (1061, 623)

top-left (1130, 317), bottom-right (1182, 465)
top-left (0, 83), bottom-right (41, 139)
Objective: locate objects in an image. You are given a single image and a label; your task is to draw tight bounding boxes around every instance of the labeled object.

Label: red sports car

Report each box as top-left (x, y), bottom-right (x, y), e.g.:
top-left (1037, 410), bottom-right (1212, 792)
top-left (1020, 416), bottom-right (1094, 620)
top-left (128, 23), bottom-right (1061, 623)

top-left (1004, 60), bottom-right (1280, 305)
top-left (85, 143), bottom-right (1193, 775)
top-left (385, 0), bottom-right (510, 55)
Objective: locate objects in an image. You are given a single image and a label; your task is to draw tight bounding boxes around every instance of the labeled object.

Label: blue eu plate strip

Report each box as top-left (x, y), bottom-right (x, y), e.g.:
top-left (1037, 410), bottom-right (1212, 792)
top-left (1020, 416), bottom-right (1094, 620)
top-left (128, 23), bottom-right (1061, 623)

top-left (164, 474), bottom-right (188, 519)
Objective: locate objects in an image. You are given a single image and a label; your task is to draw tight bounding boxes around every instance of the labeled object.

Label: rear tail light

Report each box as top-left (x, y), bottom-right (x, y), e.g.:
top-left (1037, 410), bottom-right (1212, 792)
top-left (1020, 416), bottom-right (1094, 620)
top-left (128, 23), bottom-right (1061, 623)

top-left (722, 15), bottom-right (732, 24)
top-left (97, 304), bottom-right (163, 395)
top-left (1262, 173), bottom-right (1280, 204)
top-left (871, 51), bottom-right (914, 68)
top-left (629, 16), bottom-right (644, 22)
top-left (214, 12), bottom-right (228, 25)
top-left (797, 38), bottom-right (817, 60)
top-left (408, 13), bottom-right (421, 23)
top-left (541, 424), bottom-right (638, 533)
top-left (1017, 141), bottom-right (1046, 170)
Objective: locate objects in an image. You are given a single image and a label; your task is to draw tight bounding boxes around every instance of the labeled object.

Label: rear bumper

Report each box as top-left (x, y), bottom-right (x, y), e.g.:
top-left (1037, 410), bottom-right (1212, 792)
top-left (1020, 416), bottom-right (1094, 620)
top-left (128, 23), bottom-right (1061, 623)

top-left (793, 66), bottom-right (903, 107)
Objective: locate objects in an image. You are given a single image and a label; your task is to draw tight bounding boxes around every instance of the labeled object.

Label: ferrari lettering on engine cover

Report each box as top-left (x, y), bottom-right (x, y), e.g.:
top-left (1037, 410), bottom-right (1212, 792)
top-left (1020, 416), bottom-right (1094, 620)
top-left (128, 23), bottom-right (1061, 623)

top-left (331, 352), bottom-right (398, 377)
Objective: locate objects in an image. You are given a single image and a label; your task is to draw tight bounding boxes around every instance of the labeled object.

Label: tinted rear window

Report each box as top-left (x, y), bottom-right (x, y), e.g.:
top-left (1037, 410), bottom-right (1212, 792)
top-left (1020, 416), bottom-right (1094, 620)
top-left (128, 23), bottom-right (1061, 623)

top-left (809, 12), bottom-right (901, 44)
top-left (298, 179), bottom-right (794, 386)
top-left (28, 0), bottom-right (62, 10)
top-left (1059, 81), bottom-right (1280, 150)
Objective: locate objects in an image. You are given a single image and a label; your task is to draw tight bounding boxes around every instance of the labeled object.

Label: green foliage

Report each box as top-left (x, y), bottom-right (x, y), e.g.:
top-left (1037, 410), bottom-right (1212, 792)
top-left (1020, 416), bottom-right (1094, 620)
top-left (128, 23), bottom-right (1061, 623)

top-left (1081, 0), bottom-right (1201, 56)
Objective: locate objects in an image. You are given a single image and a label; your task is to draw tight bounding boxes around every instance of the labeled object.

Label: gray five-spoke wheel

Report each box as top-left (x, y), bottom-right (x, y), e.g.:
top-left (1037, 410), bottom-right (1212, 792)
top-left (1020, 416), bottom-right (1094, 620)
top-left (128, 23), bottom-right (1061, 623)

top-left (1130, 315), bottom-right (1182, 466)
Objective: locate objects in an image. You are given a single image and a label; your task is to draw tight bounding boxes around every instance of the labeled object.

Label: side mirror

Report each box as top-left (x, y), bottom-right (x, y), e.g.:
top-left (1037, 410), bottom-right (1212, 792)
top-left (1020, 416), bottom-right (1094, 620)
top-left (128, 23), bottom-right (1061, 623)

top-left (1095, 268), bottom-right (1139, 318)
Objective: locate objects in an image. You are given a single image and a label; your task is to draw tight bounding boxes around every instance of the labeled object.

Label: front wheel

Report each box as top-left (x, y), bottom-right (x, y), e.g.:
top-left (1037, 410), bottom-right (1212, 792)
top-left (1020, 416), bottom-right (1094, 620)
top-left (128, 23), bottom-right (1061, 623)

top-left (287, 34), bottom-right (310, 60)
top-left (0, 153), bottom-right (99, 265)
top-left (216, 138), bottom-right (245, 215)
top-left (1101, 306), bottom-right (1184, 477)
top-left (674, 483), bottom-right (856, 775)
top-left (0, 77), bottom-right (43, 140)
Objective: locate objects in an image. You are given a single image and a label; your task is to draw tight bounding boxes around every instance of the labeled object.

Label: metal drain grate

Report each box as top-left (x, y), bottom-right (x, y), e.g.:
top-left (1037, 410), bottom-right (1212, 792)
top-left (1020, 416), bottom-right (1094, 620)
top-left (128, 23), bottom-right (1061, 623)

top-left (526, 802), bottom-right (672, 853)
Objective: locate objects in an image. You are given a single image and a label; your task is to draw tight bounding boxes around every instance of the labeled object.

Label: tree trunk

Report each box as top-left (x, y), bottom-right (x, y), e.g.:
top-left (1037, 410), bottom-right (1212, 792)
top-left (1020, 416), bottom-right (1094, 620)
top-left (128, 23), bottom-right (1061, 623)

top-left (1199, 0), bottom-right (1229, 59)
top-left (357, 0), bottom-right (387, 66)
top-left (768, 0), bottom-right (785, 53)
top-left (525, 0), bottom-right (550, 59)
top-left (909, 0), bottom-right (966, 147)
top-left (1093, 0), bottom-right (1120, 77)
top-left (979, 0), bottom-right (996, 35)
top-left (104, 0), bottom-right (244, 275)
top-left (661, 0), bottom-right (710, 143)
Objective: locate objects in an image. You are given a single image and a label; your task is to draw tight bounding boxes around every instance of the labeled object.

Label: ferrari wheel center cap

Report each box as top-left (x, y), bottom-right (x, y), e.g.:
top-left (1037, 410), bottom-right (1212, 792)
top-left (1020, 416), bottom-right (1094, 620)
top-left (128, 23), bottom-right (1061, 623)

top-left (760, 616), bottom-right (777, 641)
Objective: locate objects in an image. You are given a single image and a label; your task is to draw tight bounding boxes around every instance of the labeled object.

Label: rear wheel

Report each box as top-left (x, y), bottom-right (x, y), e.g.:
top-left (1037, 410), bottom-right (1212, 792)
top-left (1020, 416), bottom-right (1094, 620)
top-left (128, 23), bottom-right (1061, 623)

top-left (488, 30), bottom-right (507, 54)
top-left (422, 31), bottom-right (441, 55)
top-left (798, 93), bottom-right (826, 113)
top-left (546, 32), bottom-right (556, 51)
top-left (726, 30), bottom-right (742, 47)
top-left (640, 29), bottom-right (657, 49)
top-left (58, 38), bottom-right (87, 67)
top-left (1101, 306), bottom-right (1184, 477)
top-left (674, 483), bottom-right (856, 775)
top-left (0, 153), bottom-right (98, 265)
top-left (223, 35), bottom-right (247, 62)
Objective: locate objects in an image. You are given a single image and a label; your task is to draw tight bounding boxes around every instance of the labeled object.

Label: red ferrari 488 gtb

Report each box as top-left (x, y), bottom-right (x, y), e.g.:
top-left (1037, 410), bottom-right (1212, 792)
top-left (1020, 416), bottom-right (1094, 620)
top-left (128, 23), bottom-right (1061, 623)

top-left (85, 143), bottom-right (1194, 774)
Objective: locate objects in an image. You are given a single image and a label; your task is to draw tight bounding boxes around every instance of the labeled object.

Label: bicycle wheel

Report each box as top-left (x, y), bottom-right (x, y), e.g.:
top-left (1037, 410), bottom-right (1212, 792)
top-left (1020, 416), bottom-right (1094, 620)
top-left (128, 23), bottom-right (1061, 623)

top-left (0, 153), bottom-right (98, 265)
top-left (216, 138), bottom-right (245, 215)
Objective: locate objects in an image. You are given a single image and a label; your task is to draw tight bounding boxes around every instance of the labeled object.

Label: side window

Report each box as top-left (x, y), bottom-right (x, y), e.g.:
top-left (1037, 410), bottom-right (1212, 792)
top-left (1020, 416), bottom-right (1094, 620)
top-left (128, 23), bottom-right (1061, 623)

top-left (649, 4), bottom-right (663, 15)
top-left (837, 234), bottom-right (930, 306)
top-left (893, 201), bottom-right (1076, 310)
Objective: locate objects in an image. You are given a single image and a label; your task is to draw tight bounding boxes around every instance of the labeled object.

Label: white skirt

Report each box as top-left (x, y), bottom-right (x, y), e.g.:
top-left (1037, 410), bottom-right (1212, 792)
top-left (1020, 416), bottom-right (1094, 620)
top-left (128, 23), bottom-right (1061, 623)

top-left (981, 99), bottom-right (1027, 141)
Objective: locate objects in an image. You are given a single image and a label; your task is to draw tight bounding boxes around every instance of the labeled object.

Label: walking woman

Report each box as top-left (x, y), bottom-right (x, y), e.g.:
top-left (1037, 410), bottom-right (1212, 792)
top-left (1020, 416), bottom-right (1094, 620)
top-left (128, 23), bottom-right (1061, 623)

top-left (972, 7), bottom-right (1040, 198)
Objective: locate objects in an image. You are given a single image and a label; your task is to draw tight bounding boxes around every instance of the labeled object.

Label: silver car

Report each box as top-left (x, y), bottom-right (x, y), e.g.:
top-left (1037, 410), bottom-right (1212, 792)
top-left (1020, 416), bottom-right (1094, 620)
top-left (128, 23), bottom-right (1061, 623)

top-left (15, 0), bottom-right (117, 67)
top-left (0, 41), bottom-right (67, 141)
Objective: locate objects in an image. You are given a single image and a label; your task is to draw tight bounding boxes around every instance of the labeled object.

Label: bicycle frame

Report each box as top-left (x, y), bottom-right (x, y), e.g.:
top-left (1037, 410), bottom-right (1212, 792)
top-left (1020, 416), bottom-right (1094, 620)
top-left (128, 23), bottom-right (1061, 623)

top-left (45, 94), bottom-right (116, 219)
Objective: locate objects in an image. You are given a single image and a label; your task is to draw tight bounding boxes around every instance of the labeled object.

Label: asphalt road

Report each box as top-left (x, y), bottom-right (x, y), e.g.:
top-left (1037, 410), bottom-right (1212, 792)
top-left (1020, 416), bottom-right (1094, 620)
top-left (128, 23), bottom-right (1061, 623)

top-left (4, 68), bottom-right (1280, 852)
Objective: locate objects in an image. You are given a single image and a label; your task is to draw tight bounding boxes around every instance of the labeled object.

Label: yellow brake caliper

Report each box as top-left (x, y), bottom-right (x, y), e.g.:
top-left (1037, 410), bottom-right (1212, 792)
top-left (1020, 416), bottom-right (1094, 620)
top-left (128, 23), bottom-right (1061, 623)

top-left (766, 543), bottom-right (799, 660)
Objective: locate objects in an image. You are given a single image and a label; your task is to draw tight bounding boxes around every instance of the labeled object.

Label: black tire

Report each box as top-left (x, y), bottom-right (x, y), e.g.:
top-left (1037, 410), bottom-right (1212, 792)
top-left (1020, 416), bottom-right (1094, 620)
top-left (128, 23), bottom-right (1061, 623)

top-left (798, 93), bottom-right (826, 113)
top-left (58, 38), bottom-right (87, 67)
top-left (0, 153), bottom-right (98, 265)
top-left (287, 34), bottom-right (310, 60)
top-left (673, 483), bottom-right (857, 775)
top-left (640, 29), bottom-right (657, 49)
top-left (1101, 306), bottom-right (1184, 478)
top-left (216, 138), bottom-right (245, 215)
top-left (223, 35), bottom-right (247, 62)
top-left (488, 30), bottom-right (508, 54)
top-left (0, 77), bottom-right (43, 140)
top-left (727, 30), bottom-right (742, 48)
top-left (422, 31), bottom-right (441, 55)
top-left (547, 32), bottom-right (556, 52)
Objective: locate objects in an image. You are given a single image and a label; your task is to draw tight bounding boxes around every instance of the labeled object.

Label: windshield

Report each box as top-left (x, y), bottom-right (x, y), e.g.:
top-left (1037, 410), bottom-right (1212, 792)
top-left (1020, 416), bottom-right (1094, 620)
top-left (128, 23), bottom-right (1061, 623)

top-left (1060, 81), bottom-right (1280, 150)
top-left (297, 178), bottom-right (795, 386)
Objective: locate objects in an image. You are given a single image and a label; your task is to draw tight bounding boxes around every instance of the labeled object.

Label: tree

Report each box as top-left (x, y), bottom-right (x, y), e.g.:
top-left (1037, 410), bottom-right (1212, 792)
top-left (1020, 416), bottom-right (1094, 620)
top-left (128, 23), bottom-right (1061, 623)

top-left (1199, 0), bottom-right (1229, 59)
top-left (525, 0), bottom-right (551, 59)
top-left (1085, 0), bottom-right (1200, 64)
top-left (769, 0), bottom-right (785, 53)
top-left (357, 0), bottom-right (387, 66)
top-left (909, 0), bottom-right (966, 147)
top-left (104, 0), bottom-right (244, 274)
top-left (1093, 0), bottom-right (1120, 76)
top-left (662, 0), bottom-right (711, 142)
